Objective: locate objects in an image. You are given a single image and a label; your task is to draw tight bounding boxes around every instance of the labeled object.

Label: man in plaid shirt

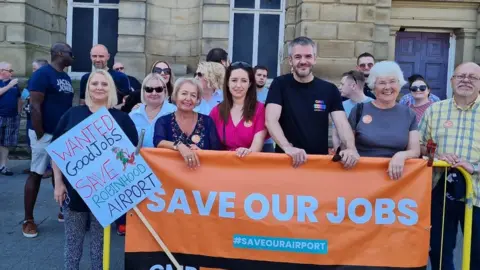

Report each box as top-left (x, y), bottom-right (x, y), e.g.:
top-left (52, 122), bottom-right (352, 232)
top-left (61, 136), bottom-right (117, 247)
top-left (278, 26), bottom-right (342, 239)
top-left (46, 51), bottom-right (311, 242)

top-left (419, 62), bottom-right (480, 270)
top-left (0, 62), bottom-right (20, 176)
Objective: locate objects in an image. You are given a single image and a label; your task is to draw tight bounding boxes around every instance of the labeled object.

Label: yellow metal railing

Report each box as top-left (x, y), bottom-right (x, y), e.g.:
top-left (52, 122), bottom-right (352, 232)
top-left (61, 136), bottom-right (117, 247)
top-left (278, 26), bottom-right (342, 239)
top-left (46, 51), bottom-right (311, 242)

top-left (433, 161), bottom-right (474, 270)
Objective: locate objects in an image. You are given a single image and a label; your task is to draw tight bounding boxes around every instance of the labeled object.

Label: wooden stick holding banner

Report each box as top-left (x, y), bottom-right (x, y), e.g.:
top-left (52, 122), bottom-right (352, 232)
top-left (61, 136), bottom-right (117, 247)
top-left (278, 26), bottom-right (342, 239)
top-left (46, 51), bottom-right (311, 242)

top-left (133, 129), bottom-right (182, 270)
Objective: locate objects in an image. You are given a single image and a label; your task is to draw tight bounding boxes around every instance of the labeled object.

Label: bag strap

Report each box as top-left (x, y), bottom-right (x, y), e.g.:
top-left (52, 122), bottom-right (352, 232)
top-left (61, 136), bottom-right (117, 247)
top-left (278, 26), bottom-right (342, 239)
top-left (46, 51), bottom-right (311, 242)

top-left (355, 102), bottom-right (364, 128)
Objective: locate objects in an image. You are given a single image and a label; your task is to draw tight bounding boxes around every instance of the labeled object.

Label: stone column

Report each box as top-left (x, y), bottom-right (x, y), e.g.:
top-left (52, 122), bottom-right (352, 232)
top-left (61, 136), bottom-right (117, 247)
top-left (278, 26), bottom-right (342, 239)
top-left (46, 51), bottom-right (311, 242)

top-left (388, 26), bottom-right (400, 61)
top-left (145, 0), bottom-right (201, 75)
top-left (454, 28), bottom-right (477, 66)
top-left (201, 0), bottom-right (230, 63)
top-left (281, 0), bottom-right (297, 73)
top-left (117, 0), bottom-right (147, 80)
top-left (374, 0), bottom-right (391, 61)
top-left (291, 0), bottom-right (376, 82)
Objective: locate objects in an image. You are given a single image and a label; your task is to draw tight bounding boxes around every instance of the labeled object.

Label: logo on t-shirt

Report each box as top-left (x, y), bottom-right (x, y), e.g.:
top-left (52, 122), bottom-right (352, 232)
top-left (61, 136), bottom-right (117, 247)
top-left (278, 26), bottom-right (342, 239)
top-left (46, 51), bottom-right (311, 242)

top-left (313, 100), bottom-right (326, 112)
top-left (57, 79), bottom-right (74, 94)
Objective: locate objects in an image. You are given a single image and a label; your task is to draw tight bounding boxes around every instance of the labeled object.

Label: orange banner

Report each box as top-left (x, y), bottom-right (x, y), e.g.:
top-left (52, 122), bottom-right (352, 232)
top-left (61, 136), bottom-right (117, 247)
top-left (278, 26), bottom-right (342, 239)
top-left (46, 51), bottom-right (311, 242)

top-left (126, 149), bottom-right (432, 270)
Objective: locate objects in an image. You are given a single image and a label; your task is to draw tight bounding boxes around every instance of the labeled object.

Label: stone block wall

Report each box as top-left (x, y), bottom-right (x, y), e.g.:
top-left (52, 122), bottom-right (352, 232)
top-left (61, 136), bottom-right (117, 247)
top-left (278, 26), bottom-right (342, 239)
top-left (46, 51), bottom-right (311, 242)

top-left (285, 0), bottom-right (391, 82)
top-left (145, 0), bottom-right (202, 73)
top-left (0, 0), bottom-right (66, 76)
top-left (200, 0), bottom-right (230, 62)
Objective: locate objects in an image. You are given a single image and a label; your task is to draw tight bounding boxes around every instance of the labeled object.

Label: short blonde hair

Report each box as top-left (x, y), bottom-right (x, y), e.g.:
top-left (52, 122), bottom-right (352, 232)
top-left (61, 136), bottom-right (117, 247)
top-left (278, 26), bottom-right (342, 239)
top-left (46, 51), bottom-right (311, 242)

top-left (140, 73), bottom-right (167, 104)
top-left (171, 78), bottom-right (203, 107)
top-left (85, 70), bottom-right (118, 108)
top-left (367, 61), bottom-right (407, 90)
top-left (196, 61), bottom-right (225, 90)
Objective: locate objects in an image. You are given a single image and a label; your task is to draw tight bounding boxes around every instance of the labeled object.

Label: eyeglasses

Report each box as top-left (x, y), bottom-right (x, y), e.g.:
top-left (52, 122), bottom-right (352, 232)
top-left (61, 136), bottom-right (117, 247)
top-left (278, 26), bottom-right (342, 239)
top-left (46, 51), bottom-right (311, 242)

top-left (144, 86), bottom-right (164, 93)
top-left (410, 85), bottom-right (428, 92)
top-left (0, 69), bottom-right (13, 73)
top-left (231, 61), bottom-right (252, 68)
top-left (452, 74), bottom-right (480, 82)
top-left (115, 67), bottom-right (124, 71)
top-left (358, 63), bottom-right (374, 68)
top-left (194, 72), bottom-right (203, 78)
top-left (153, 67), bottom-right (171, 75)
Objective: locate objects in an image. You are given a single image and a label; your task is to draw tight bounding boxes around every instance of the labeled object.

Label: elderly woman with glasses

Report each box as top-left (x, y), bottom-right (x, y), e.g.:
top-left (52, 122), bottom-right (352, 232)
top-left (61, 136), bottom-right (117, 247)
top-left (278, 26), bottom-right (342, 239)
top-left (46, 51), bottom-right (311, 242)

top-left (348, 61), bottom-right (420, 180)
top-left (209, 62), bottom-right (267, 157)
top-left (129, 73), bottom-right (176, 147)
top-left (194, 61), bottom-right (226, 115)
top-left (153, 78), bottom-right (222, 169)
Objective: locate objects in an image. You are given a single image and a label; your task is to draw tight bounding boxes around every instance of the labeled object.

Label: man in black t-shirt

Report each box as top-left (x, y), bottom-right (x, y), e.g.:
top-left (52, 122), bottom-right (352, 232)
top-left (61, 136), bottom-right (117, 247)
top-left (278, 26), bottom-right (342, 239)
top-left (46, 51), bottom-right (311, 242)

top-left (265, 36), bottom-right (359, 169)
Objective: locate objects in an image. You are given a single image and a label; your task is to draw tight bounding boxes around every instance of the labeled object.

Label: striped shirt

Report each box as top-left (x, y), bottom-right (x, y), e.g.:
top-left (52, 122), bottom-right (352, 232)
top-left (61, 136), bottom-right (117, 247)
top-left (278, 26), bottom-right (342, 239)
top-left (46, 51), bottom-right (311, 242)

top-left (418, 96), bottom-right (480, 207)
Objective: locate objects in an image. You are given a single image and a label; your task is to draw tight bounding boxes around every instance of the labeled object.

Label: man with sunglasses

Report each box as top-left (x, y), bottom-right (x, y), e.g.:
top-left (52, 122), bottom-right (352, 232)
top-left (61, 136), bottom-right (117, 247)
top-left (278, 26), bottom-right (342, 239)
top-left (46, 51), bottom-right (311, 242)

top-left (265, 36), bottom-right (359, 169)
top-left (23, 42), bottom-right (75, 238)
top-left (79, 44), bottom-right (131, 105)
top-left (354, 52), bottom-right (376, 100)
top-left (0, 62), bottom-right (20, 176)
top-left (113, 62), bottom-right (142, 92)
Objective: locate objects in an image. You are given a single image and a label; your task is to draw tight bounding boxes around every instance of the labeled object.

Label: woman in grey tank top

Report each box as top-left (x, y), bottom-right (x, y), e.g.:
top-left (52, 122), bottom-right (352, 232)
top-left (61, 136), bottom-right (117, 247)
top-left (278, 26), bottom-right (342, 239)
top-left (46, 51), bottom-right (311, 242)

top-left (348, 61), bottom-right (421, 180)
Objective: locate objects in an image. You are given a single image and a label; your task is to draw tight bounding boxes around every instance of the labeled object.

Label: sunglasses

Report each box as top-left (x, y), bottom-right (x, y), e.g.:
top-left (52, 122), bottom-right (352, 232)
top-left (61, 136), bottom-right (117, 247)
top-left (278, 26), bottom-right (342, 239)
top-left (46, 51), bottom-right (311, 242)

top-left (115, 67), bottom-right (124, 71)
top-left (410, 85), bottom-right (428, 92)
top-left (359, 63), bottom-right (374, 68)
top-left (231, 61), bottom-right (252, 68)
top-left (194, 72), bottom-right (203, 78)
top-left (144, 86), bottom-right (164, 93)
top-left (153, 67), bottom-right (171, 75)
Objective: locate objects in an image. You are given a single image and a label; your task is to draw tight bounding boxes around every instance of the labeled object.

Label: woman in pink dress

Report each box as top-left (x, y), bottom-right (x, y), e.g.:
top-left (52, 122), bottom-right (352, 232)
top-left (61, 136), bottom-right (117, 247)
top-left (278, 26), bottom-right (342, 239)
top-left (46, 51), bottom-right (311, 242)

top-left (210, 61), bottom-right (267, 157)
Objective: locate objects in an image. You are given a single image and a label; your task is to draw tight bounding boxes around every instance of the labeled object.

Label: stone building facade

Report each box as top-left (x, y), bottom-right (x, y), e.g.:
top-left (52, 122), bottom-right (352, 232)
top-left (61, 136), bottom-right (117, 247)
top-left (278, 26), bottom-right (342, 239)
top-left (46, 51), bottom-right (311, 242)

top-left (1, 0), bottom-right (480, 98)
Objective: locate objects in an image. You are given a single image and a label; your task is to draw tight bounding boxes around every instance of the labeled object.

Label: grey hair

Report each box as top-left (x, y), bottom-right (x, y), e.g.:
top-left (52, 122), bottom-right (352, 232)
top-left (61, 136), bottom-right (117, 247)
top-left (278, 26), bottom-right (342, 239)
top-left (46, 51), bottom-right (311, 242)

top-left (287, 36), bottom-right (317, 56)
top-left (33, 59), bottom-right (48, 67)
top-left (366, 61), bottom-right (407, 90)
top-left (0, 62), bottom-right (9, 69)
top-left (171, 77), bottom-right (204, 107)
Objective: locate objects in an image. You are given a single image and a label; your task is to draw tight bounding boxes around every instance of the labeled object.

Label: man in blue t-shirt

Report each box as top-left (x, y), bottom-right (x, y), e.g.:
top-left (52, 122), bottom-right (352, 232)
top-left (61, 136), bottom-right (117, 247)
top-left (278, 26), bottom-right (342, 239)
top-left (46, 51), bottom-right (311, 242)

top-left (0, 62), bottom-right (20, 176)
top-left (79, 44), bottom-right (131, 105)
top-left (332, 70), bottom-right (373, 150)
top-left (23, 42), bottom-right (75, 238)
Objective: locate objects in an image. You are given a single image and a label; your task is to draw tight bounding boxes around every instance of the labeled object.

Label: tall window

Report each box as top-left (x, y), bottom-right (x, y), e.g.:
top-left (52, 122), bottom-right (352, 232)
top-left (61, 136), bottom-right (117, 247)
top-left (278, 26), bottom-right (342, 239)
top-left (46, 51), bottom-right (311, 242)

top-left (229, 0), bottom-right (285, 78)
top-left (66, 0), bottom-right (119, 79)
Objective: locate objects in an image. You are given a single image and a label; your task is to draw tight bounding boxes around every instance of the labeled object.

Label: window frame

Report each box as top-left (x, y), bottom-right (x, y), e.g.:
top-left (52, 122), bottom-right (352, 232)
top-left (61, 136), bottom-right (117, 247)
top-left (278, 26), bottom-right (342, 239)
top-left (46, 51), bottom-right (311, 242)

top-left (66, 0), bottom-right (119, 80)
top-left (228, 0), bottom-right (285, 81)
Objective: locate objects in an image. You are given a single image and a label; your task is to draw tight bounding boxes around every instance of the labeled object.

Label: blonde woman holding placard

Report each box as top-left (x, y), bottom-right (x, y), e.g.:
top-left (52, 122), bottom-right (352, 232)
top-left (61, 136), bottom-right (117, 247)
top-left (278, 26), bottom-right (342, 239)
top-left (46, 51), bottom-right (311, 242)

top-left (51, 69), bottom-right (138, 270)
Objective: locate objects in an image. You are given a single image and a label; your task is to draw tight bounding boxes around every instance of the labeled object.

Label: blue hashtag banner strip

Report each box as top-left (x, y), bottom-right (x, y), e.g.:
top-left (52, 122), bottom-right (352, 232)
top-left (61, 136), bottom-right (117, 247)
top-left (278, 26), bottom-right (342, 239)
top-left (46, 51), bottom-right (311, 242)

top-left (232, 234), bottom-right (328, 254)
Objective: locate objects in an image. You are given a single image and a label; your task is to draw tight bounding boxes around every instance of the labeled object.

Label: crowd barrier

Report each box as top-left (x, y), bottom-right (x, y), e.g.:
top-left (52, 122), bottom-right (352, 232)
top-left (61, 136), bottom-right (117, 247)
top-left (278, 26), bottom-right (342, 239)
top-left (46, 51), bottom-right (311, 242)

top-left (98, 154), bottom-right (473, 270)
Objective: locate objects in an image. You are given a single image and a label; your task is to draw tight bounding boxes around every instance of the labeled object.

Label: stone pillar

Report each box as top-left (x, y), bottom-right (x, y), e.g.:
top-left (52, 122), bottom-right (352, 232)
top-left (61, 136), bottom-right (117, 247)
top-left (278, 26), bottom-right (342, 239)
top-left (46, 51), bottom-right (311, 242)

top-left (388, 26), bottom-right (400, 61)
top-left (282, 0), bottom-right (297, 73)
top-left (145, 0), bottom-right (201, 75)
top-left (291, 0), bottom-right (376, 82)
top-left (475, 7), bottom-right (480, 64)
top-left (117, 0), bottom-right (147, 80)
top-left (201, 0), bottom-right (229, 63)
top-left (374, 0), bottom-right (391, 61)
top-left (0, 0), bottom-right (67, 76)
top-left (454, 28), bottom-right (477, 66)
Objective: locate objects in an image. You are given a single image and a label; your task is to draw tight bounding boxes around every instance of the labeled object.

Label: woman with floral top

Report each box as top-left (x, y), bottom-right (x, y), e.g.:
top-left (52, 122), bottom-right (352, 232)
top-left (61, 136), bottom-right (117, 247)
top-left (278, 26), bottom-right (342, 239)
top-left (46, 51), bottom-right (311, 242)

top-left (153, 78), bottom-right (222, 169)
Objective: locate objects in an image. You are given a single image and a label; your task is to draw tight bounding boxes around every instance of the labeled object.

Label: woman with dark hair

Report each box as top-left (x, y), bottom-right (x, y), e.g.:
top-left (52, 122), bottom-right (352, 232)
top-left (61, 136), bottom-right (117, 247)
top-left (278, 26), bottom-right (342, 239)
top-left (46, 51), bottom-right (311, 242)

top-left (151, 60), bottom-right (175, 98)
top-left (399, 74), bottom-right (440, 106)
top-left (209, 62), bottom-right (267, 157)
top-left (406, 77), bottom-right (435, 124)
